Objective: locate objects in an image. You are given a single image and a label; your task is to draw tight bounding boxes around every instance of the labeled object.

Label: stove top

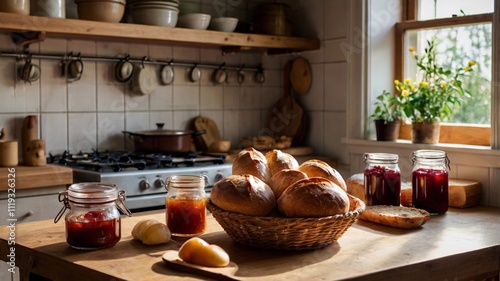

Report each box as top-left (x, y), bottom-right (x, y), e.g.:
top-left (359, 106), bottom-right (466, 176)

top-left (49, 150), bottom-right (233, 211)
top-left (49, 150), bottom-right (226, 172)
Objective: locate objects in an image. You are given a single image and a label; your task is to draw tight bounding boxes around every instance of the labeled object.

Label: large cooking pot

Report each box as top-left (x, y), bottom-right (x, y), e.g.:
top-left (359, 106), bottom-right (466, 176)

top-left (123, 123), bottom-right (205, 154)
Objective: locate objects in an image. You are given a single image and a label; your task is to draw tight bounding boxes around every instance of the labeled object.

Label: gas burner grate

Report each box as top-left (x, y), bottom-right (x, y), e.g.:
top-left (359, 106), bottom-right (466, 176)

top-left (49, 150), bottom-right (227, 172)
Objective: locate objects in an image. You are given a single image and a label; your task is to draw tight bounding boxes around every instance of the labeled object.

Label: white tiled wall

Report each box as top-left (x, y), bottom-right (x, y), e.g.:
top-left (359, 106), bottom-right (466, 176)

top-left (0, 0), bottom-right (352, 169)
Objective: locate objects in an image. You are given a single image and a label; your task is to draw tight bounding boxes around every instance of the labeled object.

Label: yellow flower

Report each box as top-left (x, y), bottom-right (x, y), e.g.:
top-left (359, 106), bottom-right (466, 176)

top-left (411, 85), bottom-right (416, 91)
top-left (401, 90), bottom-right (409, 97)
top-left (468, 60), bottom-right (477, 66)
top-left (440, 81), bottom-right (447, 89)
top-left (464, 66), bottom-right (472, 72)
top-left (394, 79), bottom-right (400, 85)
top-left (419, 81), bottom-right (429, 88)
top-left (408, 46), bottom-right (415, 52)
top-left (404, 78), bottom-right (412, 85)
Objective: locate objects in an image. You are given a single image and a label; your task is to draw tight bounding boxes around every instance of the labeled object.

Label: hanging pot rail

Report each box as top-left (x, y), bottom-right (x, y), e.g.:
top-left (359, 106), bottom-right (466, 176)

top-left (0, 50), bottom-right (263, 72)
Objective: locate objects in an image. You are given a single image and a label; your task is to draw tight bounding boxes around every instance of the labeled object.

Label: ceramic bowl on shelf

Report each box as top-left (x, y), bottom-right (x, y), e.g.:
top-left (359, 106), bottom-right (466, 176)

top-left (75, 0), bottom-right (126, 23)
top-left (208, 17), bottom-right (238, 32)
top-left (0, 0), bottom-right (30, 15)
top-left (176, 13), bottom-right (211, 30)
top-left (130, 6), bottom-right (178, 27)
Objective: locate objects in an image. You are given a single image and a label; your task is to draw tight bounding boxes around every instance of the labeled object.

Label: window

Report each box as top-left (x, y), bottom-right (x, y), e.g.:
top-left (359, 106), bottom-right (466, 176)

top-left (395, 0), bottom-right (493, 145)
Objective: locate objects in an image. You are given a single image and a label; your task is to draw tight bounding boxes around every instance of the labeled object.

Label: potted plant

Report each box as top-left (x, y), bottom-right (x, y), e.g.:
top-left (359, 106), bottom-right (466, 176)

top-left (395, 40), bottom-right (477, 144)
top-left (371, 89), bottom-right (405, 141)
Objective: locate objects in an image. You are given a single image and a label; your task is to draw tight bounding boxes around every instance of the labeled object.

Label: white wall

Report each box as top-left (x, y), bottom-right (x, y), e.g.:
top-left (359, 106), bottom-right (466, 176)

top-left (0, 0), bottom-right (352, 163)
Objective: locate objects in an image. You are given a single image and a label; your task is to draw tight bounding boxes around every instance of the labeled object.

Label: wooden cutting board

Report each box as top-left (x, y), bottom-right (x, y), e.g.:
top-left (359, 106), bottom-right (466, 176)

top-left (268, 61), bottom-right (305, 144)
top-left (0, 164), bottom-right (73, 190)
top-left (194, 116), bottom-right (222, 150)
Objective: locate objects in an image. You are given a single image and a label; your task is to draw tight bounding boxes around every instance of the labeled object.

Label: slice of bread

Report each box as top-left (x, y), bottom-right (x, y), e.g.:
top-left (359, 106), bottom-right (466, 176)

top-left (359, 205), bottom-right (430, 229)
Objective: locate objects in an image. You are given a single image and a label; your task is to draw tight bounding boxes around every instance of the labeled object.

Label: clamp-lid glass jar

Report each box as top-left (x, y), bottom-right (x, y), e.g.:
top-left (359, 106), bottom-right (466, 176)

top-left (165, 175), bottom-right (207, 237)
top-left (55, 183), bottom-right (131, 250)
top-left (412, 150), bottom-right (449, 215)
top-left (363, 153), bottom-right (401, 206)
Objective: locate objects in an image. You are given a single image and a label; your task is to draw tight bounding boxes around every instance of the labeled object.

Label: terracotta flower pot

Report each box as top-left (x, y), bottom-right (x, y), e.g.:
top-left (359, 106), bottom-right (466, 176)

top-left (374, 119), bottom-right (401, 141)
top-left (411, 120), bottom-right (440, 144)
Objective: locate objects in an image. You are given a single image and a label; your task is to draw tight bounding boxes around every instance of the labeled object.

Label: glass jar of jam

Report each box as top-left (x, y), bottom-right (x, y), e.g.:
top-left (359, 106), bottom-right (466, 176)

top-left (363, 153), bottom-right (401, 206)
top-left (412, 150), bottom-right (450, 215)
top-left (165, 175), bottom-right (208, 237)
top-left (54, 183), bottom-right (131, 250)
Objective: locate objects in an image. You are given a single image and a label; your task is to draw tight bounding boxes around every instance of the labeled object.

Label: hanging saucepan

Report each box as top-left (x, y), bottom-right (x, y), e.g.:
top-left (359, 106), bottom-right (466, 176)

top-left (122, 123), bottom-right (206, 154)
top-left (115, 56), bottom-right (134, 83)
top-left (254, 65), bottom-right (265, 84)
top-left (160, 62), bottom-right (174, 85)
top-left (67, 56), bottom-right (84, 83)
top-left (212, 64), bottom-right (227, 84)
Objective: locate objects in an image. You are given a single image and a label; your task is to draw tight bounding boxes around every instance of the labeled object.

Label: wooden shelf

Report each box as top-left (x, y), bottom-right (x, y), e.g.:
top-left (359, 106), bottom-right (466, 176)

top-left (0, 13), bottom-right (320, 54)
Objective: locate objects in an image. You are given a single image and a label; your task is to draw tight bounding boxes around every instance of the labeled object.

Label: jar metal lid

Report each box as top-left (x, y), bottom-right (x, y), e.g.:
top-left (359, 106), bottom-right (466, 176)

top-left (166, 175), bottom-right (208, 190)
top-left (412, 149), bottom-right (446, 159)
top-left (54, 182), bottom-right (132, 223)
top-left (363, 153), bottom-right (399, 163)
top-left (67, 182), bottom-right (119, 204)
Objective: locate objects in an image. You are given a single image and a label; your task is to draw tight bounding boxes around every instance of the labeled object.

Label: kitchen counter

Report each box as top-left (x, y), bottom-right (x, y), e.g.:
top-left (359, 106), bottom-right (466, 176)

top-left (1, 206), bottom-right (500, 281)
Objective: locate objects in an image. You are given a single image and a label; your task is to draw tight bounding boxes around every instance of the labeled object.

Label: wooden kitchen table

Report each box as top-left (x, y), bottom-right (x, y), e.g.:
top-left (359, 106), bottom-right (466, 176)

top-left (1, 206), bottom-right (500, 281)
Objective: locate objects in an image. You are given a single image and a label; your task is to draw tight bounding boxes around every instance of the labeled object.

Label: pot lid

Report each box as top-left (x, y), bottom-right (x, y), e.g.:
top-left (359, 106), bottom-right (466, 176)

top-left (124, 129), bottom-right (195, 136)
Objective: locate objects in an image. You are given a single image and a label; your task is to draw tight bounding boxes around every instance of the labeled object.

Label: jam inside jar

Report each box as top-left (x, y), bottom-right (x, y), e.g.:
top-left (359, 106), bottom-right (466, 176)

top-left (412, 150), bottom-right (450, 215)
top-left (363, 153), bottom-right (401, 206)
top-left (165, 175), bottom-right (208, 237)
top-left (55, 183), bottom-right (131, 250)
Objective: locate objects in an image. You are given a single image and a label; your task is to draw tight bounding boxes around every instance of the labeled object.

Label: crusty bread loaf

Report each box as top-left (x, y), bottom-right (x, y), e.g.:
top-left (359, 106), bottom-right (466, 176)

top-left (278, 177), bottom-right (350, 217)
top-left (210, 174), bottom-right (276, 216)
top-left (265, 149), bottom-right (299, 177)
top-left (267, 169), bottom-right (308, 199)
top-left (346, 173), bottom-right (365, 203)
top-left (232, 147), bottom-right (270, 182)
top-left (298, 159), bottom-right (347, 191)
top-left (359, 205), bottom-right (430, 229)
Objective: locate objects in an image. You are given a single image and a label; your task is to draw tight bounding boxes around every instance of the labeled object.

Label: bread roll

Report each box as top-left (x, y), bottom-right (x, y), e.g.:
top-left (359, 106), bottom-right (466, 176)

top-left (359, 205), bottom-right (430, 229)
top-left (131, 219), bottom-right (171, 245)
top-left (298, 159), bottom-right (347, 191)
top-left (346, 173), bottom-right (365, 203)
top-left (267, 169), bottom-right (308, 198)
top-left (265, 149), bottom-right (299, 176)
top-left (278, 177), bottom-right (350, 217)
top-left (210, 174), bottom-right (276, 216)
top-left (232, 147), bottom-right (270, 182)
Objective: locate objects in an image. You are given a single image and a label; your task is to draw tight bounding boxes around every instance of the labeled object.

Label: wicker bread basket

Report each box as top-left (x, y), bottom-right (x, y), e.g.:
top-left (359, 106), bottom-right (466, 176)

top-left (207, 194), bottom-right (365, 250)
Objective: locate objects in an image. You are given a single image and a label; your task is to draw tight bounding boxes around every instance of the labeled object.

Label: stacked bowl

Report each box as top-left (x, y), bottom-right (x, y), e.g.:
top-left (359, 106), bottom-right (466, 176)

top-left (126, 0), bottom-right (179, 27)
top-left (75, 0), bottom-right (126, 22)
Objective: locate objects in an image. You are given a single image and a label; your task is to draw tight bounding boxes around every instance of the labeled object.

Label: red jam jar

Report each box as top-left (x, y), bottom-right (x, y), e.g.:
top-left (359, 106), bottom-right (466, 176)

top-left (363, 153), bottom-right (401, 206)
top-left (165, 175), bottom-right (207, 237)
top-left (55, 183), bottom-right (131, 250)
top-left (412, 150), bottom-right (449, 215)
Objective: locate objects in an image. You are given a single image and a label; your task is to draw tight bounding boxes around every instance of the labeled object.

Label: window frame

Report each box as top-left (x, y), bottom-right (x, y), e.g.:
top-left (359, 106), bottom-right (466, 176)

top-left (395, 1), bottom-right (493, 146)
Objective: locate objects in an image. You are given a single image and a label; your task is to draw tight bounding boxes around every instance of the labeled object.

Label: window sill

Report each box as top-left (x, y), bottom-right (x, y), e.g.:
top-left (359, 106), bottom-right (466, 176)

top-left (343, 138), bottom-right (496, 155)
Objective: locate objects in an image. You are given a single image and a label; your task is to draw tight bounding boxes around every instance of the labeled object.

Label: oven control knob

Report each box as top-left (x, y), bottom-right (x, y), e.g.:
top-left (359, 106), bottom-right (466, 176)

top-left (214, 172), bottom-right (224, 183)
top-left (139, 179), bottom-right (150, 190)
top-left (154, 178), bottom-right (165, 188)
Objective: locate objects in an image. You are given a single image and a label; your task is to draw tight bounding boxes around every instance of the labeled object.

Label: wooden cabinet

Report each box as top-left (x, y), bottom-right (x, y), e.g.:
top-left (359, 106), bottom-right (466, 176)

top-left (0, 12), bottom-right (320, 54)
